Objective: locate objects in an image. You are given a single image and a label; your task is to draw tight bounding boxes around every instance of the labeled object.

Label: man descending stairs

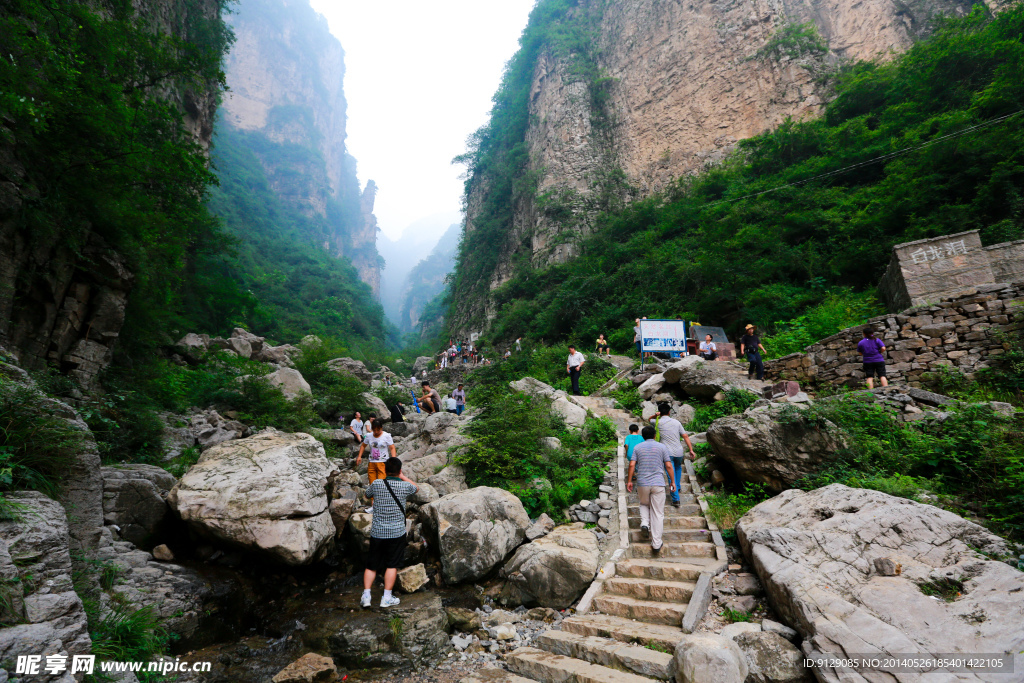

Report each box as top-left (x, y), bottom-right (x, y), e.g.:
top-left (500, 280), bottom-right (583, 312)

top-left (464, 392), bottom-right (726, 683)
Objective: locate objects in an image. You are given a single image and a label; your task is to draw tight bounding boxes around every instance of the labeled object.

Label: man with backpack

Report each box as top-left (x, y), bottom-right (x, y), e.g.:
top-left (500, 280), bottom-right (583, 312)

top-left (361, 457), bottom-right (418, 608)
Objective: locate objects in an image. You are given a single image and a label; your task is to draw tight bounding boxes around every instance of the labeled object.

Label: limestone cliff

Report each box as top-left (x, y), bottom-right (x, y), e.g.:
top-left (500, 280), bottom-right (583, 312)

top-left (453, 0), bottom-right (1000, 333)
top-left (222, 0), bottom-right (381, 296)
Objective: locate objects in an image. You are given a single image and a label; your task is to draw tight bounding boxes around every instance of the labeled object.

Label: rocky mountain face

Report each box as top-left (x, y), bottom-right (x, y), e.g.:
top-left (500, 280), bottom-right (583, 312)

top-left (452, 0), bottom-right (996, 334)
top-left (222, 0), bottom-right (381, 296)
top-left (399, 223), bottom-right (460, 335)
top-left (0, 0), bottom-right (222, 391)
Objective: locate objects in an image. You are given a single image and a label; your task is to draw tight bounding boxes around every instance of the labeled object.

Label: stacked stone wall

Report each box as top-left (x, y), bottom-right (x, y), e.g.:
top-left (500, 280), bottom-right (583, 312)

top-left (765, 282), bottom-right (1024, 387)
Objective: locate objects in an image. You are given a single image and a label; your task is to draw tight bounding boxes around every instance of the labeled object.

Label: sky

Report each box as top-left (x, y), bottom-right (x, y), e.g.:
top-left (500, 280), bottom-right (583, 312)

top-left (309, 0), bottom-right (537, 241)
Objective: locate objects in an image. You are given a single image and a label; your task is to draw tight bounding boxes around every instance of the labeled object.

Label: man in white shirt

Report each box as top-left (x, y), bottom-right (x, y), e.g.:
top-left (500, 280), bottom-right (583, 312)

top-left (566, 345), bottom-right (586, 396)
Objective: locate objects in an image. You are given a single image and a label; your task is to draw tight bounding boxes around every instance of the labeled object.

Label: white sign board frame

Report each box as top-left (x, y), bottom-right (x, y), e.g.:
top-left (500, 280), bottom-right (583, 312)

top-left (639, 319), bottom-right (688, 371)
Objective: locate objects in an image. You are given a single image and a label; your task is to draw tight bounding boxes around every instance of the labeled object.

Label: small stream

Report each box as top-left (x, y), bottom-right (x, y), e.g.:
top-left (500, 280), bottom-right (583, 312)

top-left (169, 555), bottom-right (475, 683)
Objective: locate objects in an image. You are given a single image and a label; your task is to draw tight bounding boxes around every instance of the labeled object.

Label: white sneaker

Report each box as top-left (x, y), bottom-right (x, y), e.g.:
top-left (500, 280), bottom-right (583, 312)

top-left (380, 595), bottom-right (400, 608)
top-left (360, 593), bottom-right (372, 608)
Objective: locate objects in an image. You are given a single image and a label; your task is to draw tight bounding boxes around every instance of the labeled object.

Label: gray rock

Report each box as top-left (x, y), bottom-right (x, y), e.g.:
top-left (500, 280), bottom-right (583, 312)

top-left (732, 573), bottom-right (763, 596)
top-left (720, 621), bottom-right (761, 640)
top-left (426, 465), bottom-right (468, 498)
top-left (675, 634), bottom-right (748, 683)
top-left (760, 619), bottom-right (798, 642)
top-left (102, 464), bottom-right (175, 548)
top-left (397, 564), bottom-right (429, 593)
top-left (409, 483), bottom-right (440, 505)
top-left (190, 409), bottom-right (247, 452)
top-left (539, 437), bottom-right (562, 451)
top-left (500, 524), bottom-right (599, 609)
top-left (0, 492), bottom-right (91, 679)
top-left (424, 487), bottom-right (531, 584)
top-left (905, 387), bottom-right (954, 406)
top-left (638, 373), bottom-right (666, 399)
top-left (451, 634), bottom-right (473, 651)
top-left (707, 409), bottom-right (847, 491)
top-left (737, 485), bottom-right (1024, 682)
top-left (525, 513), bottom-right (555, 541)
top-left (326, 357), bottom-right (374, 385)
top-left (734, 631), bottom-right (812, 683)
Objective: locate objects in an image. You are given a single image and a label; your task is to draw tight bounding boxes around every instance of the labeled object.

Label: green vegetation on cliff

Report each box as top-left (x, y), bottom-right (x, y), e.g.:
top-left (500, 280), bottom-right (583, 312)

top-left (454, 5), bottom-right (1024, 347)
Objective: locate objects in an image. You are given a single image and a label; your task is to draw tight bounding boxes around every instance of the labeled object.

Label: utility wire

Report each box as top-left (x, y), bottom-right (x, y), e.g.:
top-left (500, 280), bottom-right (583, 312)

top-left (709, 109), bottom-right (1023, 206)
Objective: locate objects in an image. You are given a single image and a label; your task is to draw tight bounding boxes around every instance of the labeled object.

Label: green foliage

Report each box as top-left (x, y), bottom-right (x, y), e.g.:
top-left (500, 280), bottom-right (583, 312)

top-left (80, 389), bottom-right (166, 465)
top-left (705, 483), bottom-right (771, 531)
top-left (756, 22), bottom-right (829, 61)
top-left (454, 346), bottom-right (619, 519)
top-left (797, 395), bottom-right (1024, 539)
top-left (918, 577), bottom-right (964, 602)
top-left (761, 289), bottom-right (883, 359)
top-left (723, 608), bottom-right (753, 623)
top-left (608, 380), bottom-right (643, 416)
top-left (190, 123), bottom-right (389, 345)
top-left (0, 0), bottom-right (234, 357)
top-left (0, 378), bottom-right (85, 497)
top-left (453, 6), bottom-right (1024, 347)
top-left (291, 337), bottom-right (370, 421)
top-left (164, 446), bottom-right (201, 479)
top-left (686, 390), bottom-right (761, 433)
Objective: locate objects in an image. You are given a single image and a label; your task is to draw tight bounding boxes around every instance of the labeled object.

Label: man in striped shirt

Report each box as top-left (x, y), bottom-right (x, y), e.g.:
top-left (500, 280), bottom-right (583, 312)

top-left (625, 426), bottom-right (675, 553)
top-left (361, 457), bottom-right (418, 608)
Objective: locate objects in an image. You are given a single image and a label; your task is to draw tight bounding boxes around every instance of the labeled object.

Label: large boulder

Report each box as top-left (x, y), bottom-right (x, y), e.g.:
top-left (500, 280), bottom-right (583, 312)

top-left (674, 634), bottom-right (748, 683)
top-left (707, 406), bottom-right (846, 490)
top-left (255, 343), bottom-right (299, 365)
top-left (175, 333), bottom-right (209, 362)
top-left (733, 631), bottom-right (811, 683)
top-left (426, 464), bottom-right (468, 497)
top-left (509, 377), bottom-right (588, 428)
top-left (361, 392), bottom-right (390, 420)
top-left (424, 487), bottom-right (531, 584)
top-left (499, 523), bottom-right (600, 608)
top-left (231, 327), bottom-right (265, 354)
top-left (0, 492), bottom-right (91, 679)
top-left (159, 412), bottom-right (197, 460)
top-left (101, 464), bottom-right (176, 548)
top-left (168, 429), bottom-right (335, 565)
top-left (736, 485), bottom-right (1024, 683)
top-left (638, 373), bottom-right (666, 400)
top-left (327, 357), bottom-right (374, 385)
top-left (663, 356), bottom-right (761, 399)
top-left (412, 356), bottom-right (433, 375)
top-left (265, 367), bottom-right (312, 400)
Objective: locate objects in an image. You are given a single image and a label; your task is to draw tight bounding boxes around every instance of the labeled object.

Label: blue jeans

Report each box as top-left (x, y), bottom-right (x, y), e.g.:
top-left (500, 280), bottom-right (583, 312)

top-left (456, 404), bottom-right (464, 415)
top-left (671, 456), bottom-right (684, 503)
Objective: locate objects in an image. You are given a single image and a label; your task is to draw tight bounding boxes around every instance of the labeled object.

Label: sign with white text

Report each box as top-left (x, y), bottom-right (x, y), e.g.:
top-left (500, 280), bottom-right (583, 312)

top-left (640, 319), bottom-right (688, 353)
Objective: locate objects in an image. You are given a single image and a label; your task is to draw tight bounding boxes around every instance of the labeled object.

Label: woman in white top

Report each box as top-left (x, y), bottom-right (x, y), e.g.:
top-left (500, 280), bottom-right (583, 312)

top-left (699, 334), bottom-right (718, 361)
top-left (349, 411), bottom-right (363, 443)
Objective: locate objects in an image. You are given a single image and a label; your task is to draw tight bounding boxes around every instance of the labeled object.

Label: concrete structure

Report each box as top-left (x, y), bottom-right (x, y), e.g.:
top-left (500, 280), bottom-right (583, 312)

top-left (879, 230), bottom-right (1024, 312)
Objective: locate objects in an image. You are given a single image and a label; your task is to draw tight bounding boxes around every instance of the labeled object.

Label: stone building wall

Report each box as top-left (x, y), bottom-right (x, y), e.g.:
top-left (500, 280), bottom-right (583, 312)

top-left (765, 282), bottom-right (1024, 387)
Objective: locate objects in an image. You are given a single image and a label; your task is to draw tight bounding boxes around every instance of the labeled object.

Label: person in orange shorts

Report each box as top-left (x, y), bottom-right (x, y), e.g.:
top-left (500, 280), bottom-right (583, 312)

top-left (355, 418), bottom-right (396, 514)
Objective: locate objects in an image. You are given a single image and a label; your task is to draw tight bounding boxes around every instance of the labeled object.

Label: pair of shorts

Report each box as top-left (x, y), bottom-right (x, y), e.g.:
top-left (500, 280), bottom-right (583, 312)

top-left (367, 534), bottom-right (407, 572)
top-left (367, 461), bottom-right (386, 484)
top-left (863, 361), bottom-right (887, 378)
top-left (596, 344), bottom-right (609, 352)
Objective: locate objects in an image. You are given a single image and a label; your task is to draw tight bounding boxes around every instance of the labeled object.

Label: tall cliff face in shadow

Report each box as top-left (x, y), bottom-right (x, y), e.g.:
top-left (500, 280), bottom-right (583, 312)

top-left (450, 0), bottom-right (1002, 335)
top-left (221, 0), bottom-right (381, 296)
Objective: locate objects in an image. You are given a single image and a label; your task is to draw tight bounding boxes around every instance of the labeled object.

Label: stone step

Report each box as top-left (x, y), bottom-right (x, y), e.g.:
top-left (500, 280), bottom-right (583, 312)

top-left (592, 594), bottom-right (687, 626)
top-left (603, 577), bottom-right (696, 603)
top-left (628, 528), bottom-right (711, 544)
top-left (533, 630), bottom-right (675, 680)
top-left (459, 669), bottom-right (537, 683)
top-left (630, 542), bottom-right (717, 559)
top-left (628, 516), bottom-right (706, 530)
top-left (627, 504), bottom-right (701, 517)
top-left (505, 647), bottom-right (658, 683)
top-left (560, 614), bottom-right (685, 652)
top-left (614, 558), bottom-right (722, 582)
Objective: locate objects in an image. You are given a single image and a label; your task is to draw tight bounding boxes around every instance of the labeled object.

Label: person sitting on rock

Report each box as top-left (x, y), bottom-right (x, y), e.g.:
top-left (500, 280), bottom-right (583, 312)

top-left (699, 334), bottom-right (717, 360)
top-left (420, 381), bottom-right (441, 414)
top-left (348, 411), bottom-right (363, 444)
top-left (362, 456), bottom-right (417, 609)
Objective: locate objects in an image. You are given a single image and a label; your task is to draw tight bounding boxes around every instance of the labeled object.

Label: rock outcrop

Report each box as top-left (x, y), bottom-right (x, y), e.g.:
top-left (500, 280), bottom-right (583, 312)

top-left (509, 376), bottom-right (589, 428)
top-left (169, 429), bottom-right (335, 564)
top-left (737, 485), bottom-right (1024, 682)
top-left (424, 487), bottom-right (531, 584)
top-left (0, 492), bottom-right (91, 680)
top-left (500, 524), bottom-right (600, 608)
top-left (326, 357), bottom-right (373, 385)
top-left (707, 403), bottom-right (847, 490)
top-left (101, 464), bottom-right (176, 548)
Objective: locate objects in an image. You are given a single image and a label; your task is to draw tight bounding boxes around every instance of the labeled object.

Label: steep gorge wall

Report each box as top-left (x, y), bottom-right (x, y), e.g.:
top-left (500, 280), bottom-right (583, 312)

top-left (455, 0), bottom-right (993, 333)
top-left (0, 0), bottom-right (222, 390)
top-left (222, 0), bottom-right (381, 296)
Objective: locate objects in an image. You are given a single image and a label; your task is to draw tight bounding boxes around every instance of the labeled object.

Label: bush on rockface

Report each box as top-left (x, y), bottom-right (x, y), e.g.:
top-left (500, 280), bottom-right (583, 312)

top-left (796, 396), bottom-right (1024, 540)
top-left (455, 348), bottom-right (619, 519)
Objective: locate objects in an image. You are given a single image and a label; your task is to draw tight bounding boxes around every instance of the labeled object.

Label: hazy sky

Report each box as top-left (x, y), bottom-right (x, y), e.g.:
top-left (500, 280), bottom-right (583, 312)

top-left (309, 0), bottom-right (536, 240)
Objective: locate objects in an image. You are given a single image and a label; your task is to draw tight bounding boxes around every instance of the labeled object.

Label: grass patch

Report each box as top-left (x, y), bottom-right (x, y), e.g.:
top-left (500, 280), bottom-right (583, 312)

top-left (685, 390), bottom-right (760, 433)
top-left (705, 483), bottom-right (771, 531)
top-left (723, 608), bottom-right (753, 623)
top-left (918, 578), bottom-right (963, 602)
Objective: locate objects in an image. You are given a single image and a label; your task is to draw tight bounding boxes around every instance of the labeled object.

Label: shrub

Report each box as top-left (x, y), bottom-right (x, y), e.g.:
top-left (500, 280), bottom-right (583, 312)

top-left (686, 390), bottom-right (760, 432)
top-left (0, 378), bottom-right (85, 497)
top-left (705, 483), bottom-right (771, 531)
top-left (607, 379), bottom-right (643, 416)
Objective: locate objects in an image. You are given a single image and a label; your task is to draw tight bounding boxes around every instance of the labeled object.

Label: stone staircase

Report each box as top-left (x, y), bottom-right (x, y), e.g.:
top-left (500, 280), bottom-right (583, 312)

top-left (466, 385), bottom-right (726, 683)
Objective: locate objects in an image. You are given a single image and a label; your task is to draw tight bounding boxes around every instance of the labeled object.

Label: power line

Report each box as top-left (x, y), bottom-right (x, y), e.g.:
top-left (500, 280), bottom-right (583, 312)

top-left (709, 109), bottom-right (1023, 206)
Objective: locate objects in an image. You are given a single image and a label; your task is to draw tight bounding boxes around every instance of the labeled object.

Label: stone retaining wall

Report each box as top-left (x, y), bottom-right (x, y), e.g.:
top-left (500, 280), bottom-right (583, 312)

top-left (764, 282), bottom-right (1024, 387)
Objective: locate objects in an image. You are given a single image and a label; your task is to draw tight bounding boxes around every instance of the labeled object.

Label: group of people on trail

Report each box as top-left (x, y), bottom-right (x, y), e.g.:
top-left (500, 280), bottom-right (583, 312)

top-left (440, 340), bottom-right (482, 368)
top-left (624, 402), bottom-right (698, 553)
